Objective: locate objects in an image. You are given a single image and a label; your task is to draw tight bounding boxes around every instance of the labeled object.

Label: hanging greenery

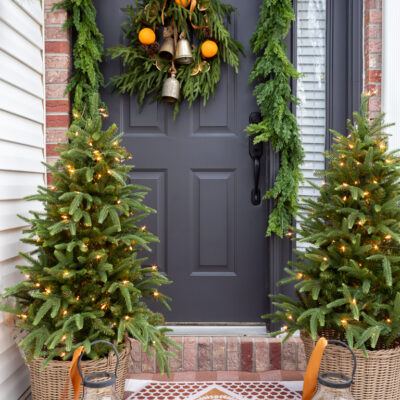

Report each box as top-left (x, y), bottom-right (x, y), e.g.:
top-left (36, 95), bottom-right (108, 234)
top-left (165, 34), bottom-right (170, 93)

top-left (54, 0), bottom-right (105, 114)
top-left (108, 0), bottom-right (244, 118)
top-left (247, 0), bottom-right (304, 238)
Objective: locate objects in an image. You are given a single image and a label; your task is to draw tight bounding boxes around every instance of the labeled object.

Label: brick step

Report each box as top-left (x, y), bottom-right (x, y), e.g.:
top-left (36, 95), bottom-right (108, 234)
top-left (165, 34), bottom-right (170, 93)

top-left (128, 336), bottom-right (306, 374)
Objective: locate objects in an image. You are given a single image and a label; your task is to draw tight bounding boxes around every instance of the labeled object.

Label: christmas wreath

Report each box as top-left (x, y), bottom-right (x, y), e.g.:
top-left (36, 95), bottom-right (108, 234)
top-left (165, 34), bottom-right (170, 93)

top-left (108, 0), bottom-right (244, 118)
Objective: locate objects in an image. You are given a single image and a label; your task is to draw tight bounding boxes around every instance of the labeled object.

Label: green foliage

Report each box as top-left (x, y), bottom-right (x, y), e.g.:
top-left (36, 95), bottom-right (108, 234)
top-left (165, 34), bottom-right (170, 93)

top-left (53, 0), bottom-right (105, 114)
top-left (108, 0), bottom-right (244, 118)
top-left (2, 96), bottom-right (178, 368)
top-left (266, 94), bottom-right (400, 352)
top-left (247, 0), bottom-right (304, 237)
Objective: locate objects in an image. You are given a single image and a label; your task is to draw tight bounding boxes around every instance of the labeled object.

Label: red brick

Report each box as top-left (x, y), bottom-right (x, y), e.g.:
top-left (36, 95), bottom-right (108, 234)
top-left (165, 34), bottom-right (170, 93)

top-left (183, 337), bottom-right (197, 371)
top-left (364, 25), bottom-right (377, 40)
top-left (46, 70), bottom-right (70, 84)
top-left (365, 70), bottom-right (382, 84)
top-left (46, 84), bottom-right (69, 99)
top-left (168, 337), bottom-right (183, 372)
top-left (45, 55), bottom-right (71, 69)
top-left (46, 114), bottom-right (70, 128)
top-left (226, 337), bottom-right (240, 371)
top-left (198, 337), bottom-right (211, 371)
top-left (212, 337), bottom-right (226, 371)
top-left (46, 100), bottom-right (70, 114)
top-left (269, 341), bottom-right (282, 370)
top-left (46, 41), bottom-right (70, 54)
top-left (364, 84), bottom-right (381, 97)
top-left (47, 173), bottom-right (53, 185)
top-left (240, 339), bottom-right (253, 372)
top-left (141, 349), bottom-right (155, 373)
top-left (365, 54), bottom-right (380, 70)
top-left (128, 339), bottom-right (142, 374)
top-left (365, 10), bottom-right (382, 24)
top-left (45, 11), bottom-right (68, 24)
top-left (45, 0), bottom-right (61, 10)
top-left (254, 338), bottom-right (269, 372)
top-left (46, 129), bottom-right (68, 144)
top-left (46, 143), bottom-right (62, 157)
top-left (364, 39), bottom-right (382, 55)
top-left (364, 0), bottom-right (378, 10)
top-left (45, 26), bottom-right (69, 40)
top-left (368, 96), bottom-right (381, 112)
top-left (282, 340), bottom-right (297, 371)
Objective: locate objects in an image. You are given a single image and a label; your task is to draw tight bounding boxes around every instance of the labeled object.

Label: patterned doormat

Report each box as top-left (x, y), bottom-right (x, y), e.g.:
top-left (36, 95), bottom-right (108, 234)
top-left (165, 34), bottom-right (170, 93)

top-left (125, 380), bottom-right (302, 399)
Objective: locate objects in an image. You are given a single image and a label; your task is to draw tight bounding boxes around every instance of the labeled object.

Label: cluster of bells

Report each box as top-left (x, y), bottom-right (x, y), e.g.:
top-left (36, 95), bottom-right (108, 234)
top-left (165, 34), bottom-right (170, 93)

top-left (159, 35), bottom-right (193, 103)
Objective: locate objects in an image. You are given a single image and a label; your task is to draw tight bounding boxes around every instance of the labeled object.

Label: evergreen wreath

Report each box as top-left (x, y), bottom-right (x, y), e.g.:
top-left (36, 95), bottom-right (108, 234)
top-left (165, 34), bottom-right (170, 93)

top-left (247, 0), bottom-right (304, 238)
top-left (108, 0), bottom-right (244, 118)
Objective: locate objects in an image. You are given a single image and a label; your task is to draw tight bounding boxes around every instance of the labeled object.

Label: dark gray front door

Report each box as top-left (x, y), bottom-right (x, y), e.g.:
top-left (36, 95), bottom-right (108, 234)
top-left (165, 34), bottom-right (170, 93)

top-left (96, 0), bottom-right (267, 322)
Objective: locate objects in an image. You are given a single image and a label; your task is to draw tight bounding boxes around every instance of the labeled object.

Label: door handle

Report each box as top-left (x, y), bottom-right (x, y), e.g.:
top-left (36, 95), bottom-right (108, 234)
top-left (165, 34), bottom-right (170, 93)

top-left (249, 112), bottom-right (263, 205)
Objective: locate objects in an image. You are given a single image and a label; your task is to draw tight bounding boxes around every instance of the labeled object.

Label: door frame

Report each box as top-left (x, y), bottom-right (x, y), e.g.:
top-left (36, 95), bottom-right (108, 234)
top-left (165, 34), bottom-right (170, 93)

top-left (266, 0), bottom-right (363, 331)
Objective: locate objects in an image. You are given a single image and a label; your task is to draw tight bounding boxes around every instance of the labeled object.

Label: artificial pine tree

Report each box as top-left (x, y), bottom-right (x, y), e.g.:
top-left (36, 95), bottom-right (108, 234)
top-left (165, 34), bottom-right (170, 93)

top-left (268, 94), bottom-right (400, 352)
top-left (1, 96), bottom-right (177, 369)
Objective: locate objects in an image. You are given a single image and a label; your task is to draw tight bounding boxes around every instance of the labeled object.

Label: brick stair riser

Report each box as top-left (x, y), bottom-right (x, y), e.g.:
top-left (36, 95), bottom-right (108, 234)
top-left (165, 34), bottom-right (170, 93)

top-left (128, 337), bottom-right (306, 374)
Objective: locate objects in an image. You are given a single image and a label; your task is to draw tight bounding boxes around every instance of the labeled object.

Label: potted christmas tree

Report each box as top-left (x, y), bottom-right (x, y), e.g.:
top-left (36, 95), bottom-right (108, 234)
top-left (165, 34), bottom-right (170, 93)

top-left (267, 94), bottom-right (400, 400)
top-left (1, 97), bottom-right (177, 399)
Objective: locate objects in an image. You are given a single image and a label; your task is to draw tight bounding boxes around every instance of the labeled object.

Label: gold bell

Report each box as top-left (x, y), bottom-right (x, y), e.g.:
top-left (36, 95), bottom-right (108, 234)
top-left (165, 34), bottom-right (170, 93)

top-left (159, 37), bottom-right (175, 60)
top-left (174, 38), bottom-right (194, 65)
top-left (162, 73), bottom-right (180, 103)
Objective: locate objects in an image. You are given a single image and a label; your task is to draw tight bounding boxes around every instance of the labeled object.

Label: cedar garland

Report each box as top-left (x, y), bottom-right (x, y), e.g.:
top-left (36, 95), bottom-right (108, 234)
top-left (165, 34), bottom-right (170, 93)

top-left (53, 0), bottom-right (105, 114)
top-left (247, 0), bottom-right (304, 238)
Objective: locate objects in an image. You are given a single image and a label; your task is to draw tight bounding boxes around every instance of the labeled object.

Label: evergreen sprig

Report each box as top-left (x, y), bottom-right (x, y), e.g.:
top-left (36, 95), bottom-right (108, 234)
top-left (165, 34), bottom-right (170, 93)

top-left (266, 94), bottom-right (400, 353)
top-left (2, 95), bottom-right (178, 368)
top-left (247, 0), bottom-right (304, 237)
top-left (54, 0), bottom-right (105, 114)
top-left (108, 0), bottom-right (244, 118)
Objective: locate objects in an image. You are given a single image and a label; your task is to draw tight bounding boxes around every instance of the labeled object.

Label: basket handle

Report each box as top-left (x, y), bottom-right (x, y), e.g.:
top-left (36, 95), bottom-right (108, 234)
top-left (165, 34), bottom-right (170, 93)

top-left (77, 340), bottom-right (120, 380)
top-left (327, 340), bottom-right (357, 381)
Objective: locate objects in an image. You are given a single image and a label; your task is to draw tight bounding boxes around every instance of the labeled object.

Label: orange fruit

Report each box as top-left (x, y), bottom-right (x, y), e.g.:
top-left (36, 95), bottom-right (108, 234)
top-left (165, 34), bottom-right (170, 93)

top-left (201, 40), bottom-right (218, 58)
top-left (138, 28), bottom-right (156, 45)
top-left (175, 0), bottom-right (191, 7)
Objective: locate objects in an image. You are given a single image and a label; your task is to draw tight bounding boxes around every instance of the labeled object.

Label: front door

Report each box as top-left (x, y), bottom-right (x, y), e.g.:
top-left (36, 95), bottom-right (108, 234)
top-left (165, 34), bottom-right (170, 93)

top-left (96, 0), bottom-right (267, 322)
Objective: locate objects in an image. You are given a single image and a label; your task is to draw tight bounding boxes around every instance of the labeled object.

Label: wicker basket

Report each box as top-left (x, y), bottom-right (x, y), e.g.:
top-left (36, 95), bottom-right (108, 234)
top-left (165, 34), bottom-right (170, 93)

top-left (30, 340), bottom-right (131, 400)
top-left (302, 332), bottom-right (400, 400)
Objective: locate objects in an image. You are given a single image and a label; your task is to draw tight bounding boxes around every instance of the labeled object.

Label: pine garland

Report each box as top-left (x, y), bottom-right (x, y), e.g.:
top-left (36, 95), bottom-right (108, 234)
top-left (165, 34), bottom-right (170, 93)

top-left (108, 0), bottom-right (244, 118)
top-left (54, 0), bottom-right (105, 113)
top-left (247, 0), bottom-right (304, 237)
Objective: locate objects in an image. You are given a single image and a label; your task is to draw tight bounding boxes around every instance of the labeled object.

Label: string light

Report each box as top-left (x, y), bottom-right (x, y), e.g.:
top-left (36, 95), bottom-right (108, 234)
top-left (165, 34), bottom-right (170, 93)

top-left (45, 288), bottom-right (51, 295)
top-left (152, 265), bottom-right (158, 271)
top-left (343, 183), bottom-right (348, 187)
top-left (73, 111), bottom-right (79, 118)
top-left (115, 157), bottom-right (120, 162)
top-left (122, 280), bottom-right (129, 285)
top-left (96, 255), bottom-right (102, 260)
top-left (373, 179), bottom-right (378, 184)
top-left (153, 290), bottom-right (159, 297)
top-left (97, 173), bottom-right (102, 179)
top-left (107, 170), bottom-right (112, 174)
top-left (363, 191), bottom-right (370, 197)
top-left (385, 235), bottom-right (392, 240)
top-left (323, 257), bottom-right (328, 261)
top-left (354, 181), bottom-right (359, 185)
top-left (386, 159), bottom-right (392, 164)
top-left (379, 143), bottom-right (386, 150)
top-left (340, 162), bottom-right (344, 166)
top-left (296, 273), bottom-right (303, 280)
top-left (60, 352), bottom-right (66, 358)
top-left (61, 335), bottom-right (67, 342)
top-left (322, 181), bottom-right (326, 186)
top-left (35, 283), bottom-right (40, 288)
top-left (36, 237), bottom-right (41, 243)
top-left (75, 131), bottom-right (79, 136)
top-left (341, 319), bottom-right (348, 326)
top-left (342, 196), bottom-right (347, 201)
top-left (91, 297), bottom-right (95, 302)
top-left (124, 315), bottom-right (130, 320)
top-left (141, 226), bottom-right (146, 231)
top-left (100, 304), bottom-right (107, 310)
top-left (76, 296), bottom-right (80, 301)
top-left (63, 271), bottom-right (69, 277)
top-left (373, 244), bottom-right (379, 250)
top-left (20, 314), bottom-right (28, 320)
top-left (356, 161), bottom-right (361, 165)
top-left (113, 141), bottom-right (118, 146)
top-left (340, 245), bottom-right (346, 252)
top-left (286, 231), bottom-right (293, 237)
top-left (63, 310), bottom-right (68, 316)
top-left (387, 318), bottom-right (392, 323)
top-left (112, 322), bottom-right (117, 327)
top-left (288, 315), bottom-right (293, 320)
top-left (117, 200), bottom-right (121, 204)
top-left (25, 274), bottom-right (30, 279)
top-left (129, 246), bottom-right (133, 251)
top-left (282, 325), bottom-right (288, 331)
top-left (352, 298), bottom-right (357, 305)
top-left (349, 144), bottom-right (354, 149)
top-left (358, 220), bottom-right (364, 226)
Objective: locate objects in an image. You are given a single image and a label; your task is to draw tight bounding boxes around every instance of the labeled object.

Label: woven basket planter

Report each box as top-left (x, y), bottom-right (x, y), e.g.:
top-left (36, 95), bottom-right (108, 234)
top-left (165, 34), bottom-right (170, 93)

top-left (302, 332), bottom-right (400, 400)
top-left (30, 339), bottom-right (131, 400)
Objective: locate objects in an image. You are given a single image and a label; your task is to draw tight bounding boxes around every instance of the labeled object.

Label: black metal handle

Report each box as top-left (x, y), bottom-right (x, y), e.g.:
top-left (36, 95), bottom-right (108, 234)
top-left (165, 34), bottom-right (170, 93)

top-left (249, 112), bottom-right (263, 205)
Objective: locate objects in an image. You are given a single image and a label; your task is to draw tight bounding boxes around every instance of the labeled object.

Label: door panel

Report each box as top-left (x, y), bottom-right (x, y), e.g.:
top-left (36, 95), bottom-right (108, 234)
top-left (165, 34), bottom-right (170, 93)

top-left (96, 0), bottom-right (267, 322)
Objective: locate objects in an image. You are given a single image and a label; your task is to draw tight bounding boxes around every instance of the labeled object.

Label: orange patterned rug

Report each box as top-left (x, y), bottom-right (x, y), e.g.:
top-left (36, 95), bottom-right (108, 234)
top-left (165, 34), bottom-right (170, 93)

top-left (125, 381), bottom-right (302, 399)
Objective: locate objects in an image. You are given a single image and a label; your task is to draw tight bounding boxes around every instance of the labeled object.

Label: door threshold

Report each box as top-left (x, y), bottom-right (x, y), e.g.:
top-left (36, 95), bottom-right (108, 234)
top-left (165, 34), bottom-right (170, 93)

top-left (165, 324), bottom-right (268, 336)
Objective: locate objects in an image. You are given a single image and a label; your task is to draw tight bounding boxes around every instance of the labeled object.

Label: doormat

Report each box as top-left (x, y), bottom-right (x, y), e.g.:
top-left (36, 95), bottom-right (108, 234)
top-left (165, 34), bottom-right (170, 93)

top-left (125, 381), bottom-right (302, 400)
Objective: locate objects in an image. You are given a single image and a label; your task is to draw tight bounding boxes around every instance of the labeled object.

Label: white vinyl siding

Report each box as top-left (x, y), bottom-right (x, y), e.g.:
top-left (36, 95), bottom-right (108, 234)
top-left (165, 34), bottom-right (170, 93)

top-left (296, 0), bottom-right (326, 246)
top-left (0, 0), bottom-right (45, 398)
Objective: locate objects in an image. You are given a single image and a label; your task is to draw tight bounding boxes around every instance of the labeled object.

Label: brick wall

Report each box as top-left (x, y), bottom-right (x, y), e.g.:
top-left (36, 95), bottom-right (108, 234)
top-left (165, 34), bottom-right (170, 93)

top-left (44, 0), bottom-right (71, 184)
top-left (364, 0), bottom-right (383, 116)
